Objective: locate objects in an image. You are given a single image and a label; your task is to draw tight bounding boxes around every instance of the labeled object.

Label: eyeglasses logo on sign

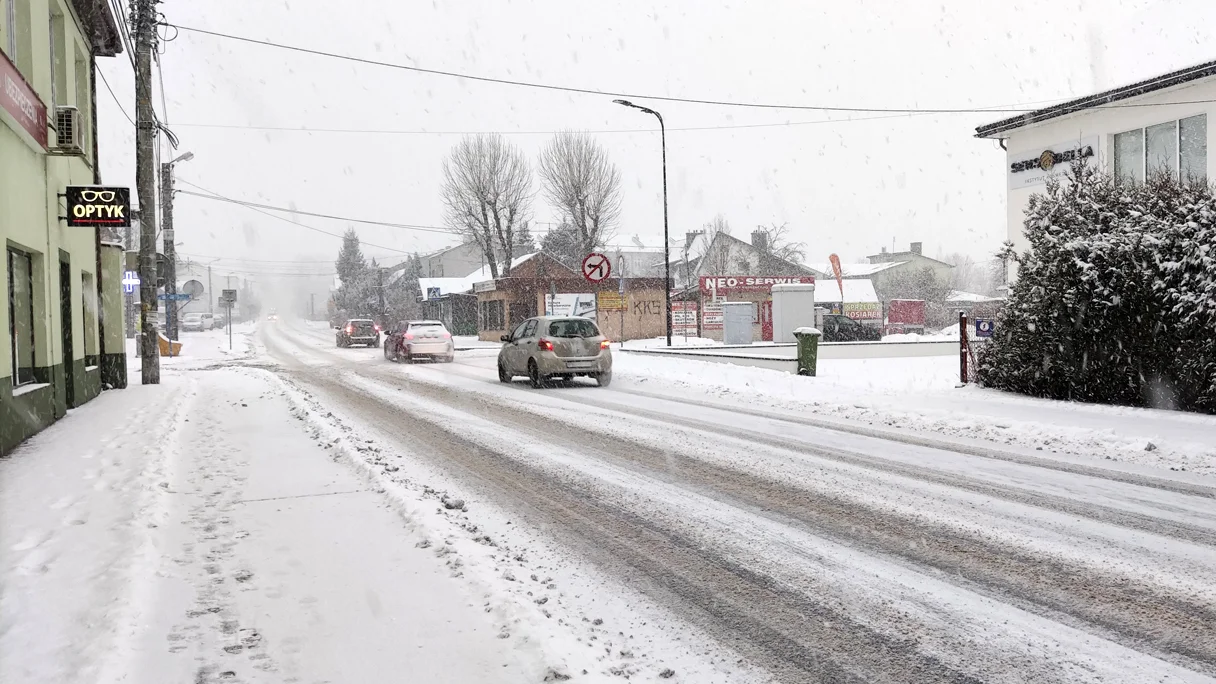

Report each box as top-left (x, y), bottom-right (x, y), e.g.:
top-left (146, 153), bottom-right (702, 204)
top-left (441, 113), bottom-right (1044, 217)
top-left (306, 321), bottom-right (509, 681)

top-left (65, 186), bottom-right (131, 228)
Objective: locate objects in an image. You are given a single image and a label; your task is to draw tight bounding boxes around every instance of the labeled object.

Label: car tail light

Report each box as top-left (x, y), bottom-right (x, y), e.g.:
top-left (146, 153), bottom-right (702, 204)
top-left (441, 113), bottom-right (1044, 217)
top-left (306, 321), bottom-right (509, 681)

top-left (442, 331), bottom-right (451, 338)
top-left (404, 333), bottom-right (414, 340)
top-left (600, 340), bottom-right (611, 349)
top-left (374, 324), bottom-right (381, 332)
top-left (537, 338), bottom-right (554, 352)
top-left (345, 325), bottom-right (353, 334)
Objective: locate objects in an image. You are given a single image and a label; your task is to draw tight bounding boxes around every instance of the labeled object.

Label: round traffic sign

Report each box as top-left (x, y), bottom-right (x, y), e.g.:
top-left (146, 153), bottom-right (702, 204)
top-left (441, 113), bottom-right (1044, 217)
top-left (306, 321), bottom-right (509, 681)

top-left (581, 252), bottom-right (612, 283)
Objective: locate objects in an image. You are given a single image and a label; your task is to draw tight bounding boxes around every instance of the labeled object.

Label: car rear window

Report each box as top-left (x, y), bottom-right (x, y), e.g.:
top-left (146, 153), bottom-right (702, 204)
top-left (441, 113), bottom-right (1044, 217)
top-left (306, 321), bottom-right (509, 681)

top-left (350, 320), bottom-right (375, 331)
top-left (548, 319), bottom-right (599, 338)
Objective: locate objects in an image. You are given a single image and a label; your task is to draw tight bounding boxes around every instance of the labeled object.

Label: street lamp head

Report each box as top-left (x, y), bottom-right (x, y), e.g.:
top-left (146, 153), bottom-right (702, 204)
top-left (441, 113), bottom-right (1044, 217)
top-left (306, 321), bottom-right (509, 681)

top-left (170, 151), bottom-right (194, 165)
top-left (613, 99), bottom-right (636, 108)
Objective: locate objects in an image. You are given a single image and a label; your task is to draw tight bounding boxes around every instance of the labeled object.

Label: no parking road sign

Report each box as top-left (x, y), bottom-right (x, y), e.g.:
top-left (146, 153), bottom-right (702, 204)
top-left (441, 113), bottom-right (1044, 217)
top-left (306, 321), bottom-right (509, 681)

top-left (581, 252), bottom-right (612, 283)
top-left (975, 318), bottom-right (995, 338)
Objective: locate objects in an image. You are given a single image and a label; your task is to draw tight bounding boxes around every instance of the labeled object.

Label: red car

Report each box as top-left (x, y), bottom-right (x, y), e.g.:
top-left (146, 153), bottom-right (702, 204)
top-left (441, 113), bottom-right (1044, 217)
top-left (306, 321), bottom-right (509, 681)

top-left (384, 320), bottom-right (455, 363)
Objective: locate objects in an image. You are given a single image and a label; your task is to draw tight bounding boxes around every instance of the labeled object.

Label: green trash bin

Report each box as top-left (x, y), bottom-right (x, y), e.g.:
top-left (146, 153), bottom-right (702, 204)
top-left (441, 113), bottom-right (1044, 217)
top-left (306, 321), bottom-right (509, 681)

top-left (792, 327), bottom-right (822, 376)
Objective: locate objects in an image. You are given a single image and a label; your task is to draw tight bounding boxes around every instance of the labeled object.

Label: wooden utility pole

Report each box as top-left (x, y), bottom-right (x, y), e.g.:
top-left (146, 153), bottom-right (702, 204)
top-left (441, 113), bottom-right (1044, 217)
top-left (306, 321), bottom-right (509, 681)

top-left (134, 0), bottom-right (159, 383)
top-left (160, 162), bottom-right (177, 339)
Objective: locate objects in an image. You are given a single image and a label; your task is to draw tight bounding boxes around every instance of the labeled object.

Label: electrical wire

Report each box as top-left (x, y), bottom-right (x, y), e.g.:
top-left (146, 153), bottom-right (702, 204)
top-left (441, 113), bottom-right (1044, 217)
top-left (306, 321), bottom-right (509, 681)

top-left (174, 184), bottom-right (456, 235)
top-left (97, 68), bottom-right (135, 126)
top-left (172, 181), bottom-right (421, 255)
top-left (162, 22), bottom-right (1216, 114)
top-left (167, 111), bottom-right (927, 136)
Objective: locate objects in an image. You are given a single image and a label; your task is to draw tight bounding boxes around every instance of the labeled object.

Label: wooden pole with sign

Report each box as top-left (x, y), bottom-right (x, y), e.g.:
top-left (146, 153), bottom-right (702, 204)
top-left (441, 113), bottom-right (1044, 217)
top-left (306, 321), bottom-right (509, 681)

top-left (959, 311), bottom-right (969, 384)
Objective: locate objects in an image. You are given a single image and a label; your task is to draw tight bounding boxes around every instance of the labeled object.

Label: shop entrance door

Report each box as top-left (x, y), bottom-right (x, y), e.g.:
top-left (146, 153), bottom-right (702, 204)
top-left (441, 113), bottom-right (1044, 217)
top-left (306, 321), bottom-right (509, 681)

top-left (60, 260), bottom-right (75, 408)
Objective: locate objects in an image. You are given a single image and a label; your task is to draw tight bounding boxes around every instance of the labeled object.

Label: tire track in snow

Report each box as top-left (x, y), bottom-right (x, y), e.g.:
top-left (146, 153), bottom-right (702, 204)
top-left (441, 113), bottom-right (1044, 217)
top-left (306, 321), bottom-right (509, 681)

top-left (349, 361), bottom-right (1216, 676)
top-left (261, 319), bottom-right (1216, 679)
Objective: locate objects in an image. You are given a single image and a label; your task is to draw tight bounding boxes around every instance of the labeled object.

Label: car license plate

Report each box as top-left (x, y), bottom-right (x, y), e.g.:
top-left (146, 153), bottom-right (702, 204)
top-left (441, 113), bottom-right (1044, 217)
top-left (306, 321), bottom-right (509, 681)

top-left (566, 361), bottom-right (592, 370)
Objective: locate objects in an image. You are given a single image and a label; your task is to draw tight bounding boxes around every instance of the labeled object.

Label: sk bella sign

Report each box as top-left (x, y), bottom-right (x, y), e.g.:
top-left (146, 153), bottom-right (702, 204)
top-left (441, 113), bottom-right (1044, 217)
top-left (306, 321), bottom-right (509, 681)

top-left (1, 49), bottom-right (47, 149)
top-left (1008, 137), bottom-right (1098, 189)
top-left (65, 186), bottom-right (131, 228)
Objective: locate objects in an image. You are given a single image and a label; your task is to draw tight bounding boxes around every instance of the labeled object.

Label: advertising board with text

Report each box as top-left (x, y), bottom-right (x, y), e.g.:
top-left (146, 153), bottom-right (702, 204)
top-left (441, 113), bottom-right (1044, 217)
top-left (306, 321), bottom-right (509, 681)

top-left (672, 301), bottom-right (699, 336)
top-left (843, 302), bottom-right (881, 320)
top-left (546, 293), bottom-right (597, 319)
top-left (699, 275), bottom-right (815, 295)
top-left (701, 301), bottom-right (724, 330)
top-left (597, 291), bottom-right (627, 312)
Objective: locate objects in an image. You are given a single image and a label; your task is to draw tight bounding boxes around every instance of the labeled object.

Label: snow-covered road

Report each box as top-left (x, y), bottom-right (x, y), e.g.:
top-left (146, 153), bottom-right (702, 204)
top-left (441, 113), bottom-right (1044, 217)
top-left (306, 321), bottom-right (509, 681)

top-left (253, 319), bottom-right (1216, 683)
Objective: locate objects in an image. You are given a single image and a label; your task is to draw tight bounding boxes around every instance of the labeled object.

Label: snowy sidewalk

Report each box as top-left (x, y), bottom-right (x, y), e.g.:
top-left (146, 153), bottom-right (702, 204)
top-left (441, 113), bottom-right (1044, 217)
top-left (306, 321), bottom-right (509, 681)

top-left (0, 367), bottom-right (528, 683)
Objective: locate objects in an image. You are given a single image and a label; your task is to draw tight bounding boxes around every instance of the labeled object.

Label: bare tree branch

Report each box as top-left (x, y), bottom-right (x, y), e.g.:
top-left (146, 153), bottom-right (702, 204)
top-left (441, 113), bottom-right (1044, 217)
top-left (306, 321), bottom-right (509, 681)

top-left (538, 131), bottom-right (622, 257)
top-left (441, 134), bottom-right (534, 277)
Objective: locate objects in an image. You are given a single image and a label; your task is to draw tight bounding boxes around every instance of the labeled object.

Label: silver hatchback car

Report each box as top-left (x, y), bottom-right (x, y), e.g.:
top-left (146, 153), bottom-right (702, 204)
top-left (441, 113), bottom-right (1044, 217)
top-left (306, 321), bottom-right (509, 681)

top-left (498, 316), bottom-right (612, 387)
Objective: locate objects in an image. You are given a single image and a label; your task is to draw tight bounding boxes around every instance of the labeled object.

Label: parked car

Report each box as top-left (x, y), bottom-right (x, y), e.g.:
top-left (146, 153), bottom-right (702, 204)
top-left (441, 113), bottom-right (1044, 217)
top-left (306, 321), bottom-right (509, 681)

top-left (384, 320), bottom-right (454, 363)
top-left (497, 316), bottom-right (612, 388)
top-left (181, 312), bottom-right (216, 332)
top-left (820, 313), bottom-right (882, 342)
top-left (336, 319), bottom-right (380, 347)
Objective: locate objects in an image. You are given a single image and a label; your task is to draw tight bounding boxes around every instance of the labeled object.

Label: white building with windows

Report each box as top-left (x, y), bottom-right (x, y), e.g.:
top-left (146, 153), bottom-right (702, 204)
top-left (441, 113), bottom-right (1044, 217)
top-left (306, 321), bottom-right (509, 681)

top-left (976, 60), bottom-right (1212, 282)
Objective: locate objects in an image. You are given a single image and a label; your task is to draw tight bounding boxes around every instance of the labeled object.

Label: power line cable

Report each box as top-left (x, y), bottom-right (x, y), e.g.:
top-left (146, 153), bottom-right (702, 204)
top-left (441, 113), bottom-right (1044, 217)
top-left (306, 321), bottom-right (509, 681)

top-left (163, 22), bottom-right (1216, 114)
top-left (97, 68), bottom-right (135, 126)
top-left (174, 183), bottom-right (457, 235)
top-left (167, 111), bottom-right (928, 136)
top-left (172, 180), bottom-right (420, 255)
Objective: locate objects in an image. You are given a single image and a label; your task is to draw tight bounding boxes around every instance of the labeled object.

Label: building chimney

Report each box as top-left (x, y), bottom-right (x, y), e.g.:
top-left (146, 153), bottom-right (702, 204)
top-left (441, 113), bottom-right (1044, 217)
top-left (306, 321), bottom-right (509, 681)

top-left (880, 246), bottom-right (887, 254)
top-left (751, 229), bottom-right (769, 252)
top-left (685, 231), bottom-right (703, 250)
top-left (910, 242), bottom-right (923, 255)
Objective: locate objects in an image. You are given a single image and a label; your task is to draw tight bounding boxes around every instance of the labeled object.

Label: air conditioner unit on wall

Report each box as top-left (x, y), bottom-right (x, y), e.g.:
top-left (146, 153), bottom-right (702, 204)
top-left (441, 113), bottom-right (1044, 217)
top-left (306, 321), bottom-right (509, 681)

top-left (55, 106), bottom-right (84, 154)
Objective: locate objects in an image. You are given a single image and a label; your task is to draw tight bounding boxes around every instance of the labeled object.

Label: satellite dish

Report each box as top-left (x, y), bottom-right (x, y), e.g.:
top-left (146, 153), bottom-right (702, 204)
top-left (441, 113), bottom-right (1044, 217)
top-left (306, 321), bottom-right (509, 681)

top-left (182, 280), bottom-right (205, 297)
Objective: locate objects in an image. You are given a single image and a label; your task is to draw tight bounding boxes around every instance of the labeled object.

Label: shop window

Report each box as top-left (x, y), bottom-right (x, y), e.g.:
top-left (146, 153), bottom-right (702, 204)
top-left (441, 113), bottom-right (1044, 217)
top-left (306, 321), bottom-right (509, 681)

top-left (1146, 121), bottom-right (1177, 175)
top-left (74, 46), bottom-right (89, 156)
top-left (8, 248), bottom-right (36, 386)
top-left (1114, 114), bottom-right (1207, 183)
top-left (12, 0), bottom-right (31, 77)
top-left (1113, 129), bottom-right (1143, 184)
top-left (1180, 114), bottom-right (1207, 181)
top-left (81, 272), bottom-right (97, 357)
top-left (49, 6), bottom-right (65, 108)
top-left (480, 300), bottom-right (504, 330)
top-left (3, 0), bottom-right (13, 58)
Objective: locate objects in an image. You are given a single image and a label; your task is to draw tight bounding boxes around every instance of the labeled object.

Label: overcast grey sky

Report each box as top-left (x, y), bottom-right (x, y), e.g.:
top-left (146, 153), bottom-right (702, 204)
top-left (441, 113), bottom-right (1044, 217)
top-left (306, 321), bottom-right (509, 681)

top-left (95, 0), bottom-right (1216, 285)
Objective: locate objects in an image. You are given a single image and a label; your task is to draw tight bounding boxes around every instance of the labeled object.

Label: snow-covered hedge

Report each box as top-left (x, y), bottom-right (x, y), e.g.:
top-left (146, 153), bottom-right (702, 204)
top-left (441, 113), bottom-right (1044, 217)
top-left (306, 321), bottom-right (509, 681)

top-left (978, 165), bottom-right (1216, 413)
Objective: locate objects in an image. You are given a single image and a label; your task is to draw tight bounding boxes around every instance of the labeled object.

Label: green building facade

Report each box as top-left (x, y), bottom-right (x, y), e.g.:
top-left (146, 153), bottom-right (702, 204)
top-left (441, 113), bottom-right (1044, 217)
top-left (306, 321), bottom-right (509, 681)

top-left (1, 0), bottom-right (125, 455)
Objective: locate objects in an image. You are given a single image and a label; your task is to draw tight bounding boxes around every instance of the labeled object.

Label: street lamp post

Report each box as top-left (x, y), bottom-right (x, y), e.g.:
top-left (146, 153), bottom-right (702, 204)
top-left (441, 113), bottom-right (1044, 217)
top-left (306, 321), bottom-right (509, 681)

top-left (160, 151), bottom-right (194, 340)
top-left (613, 99), bottom-right (672, 347)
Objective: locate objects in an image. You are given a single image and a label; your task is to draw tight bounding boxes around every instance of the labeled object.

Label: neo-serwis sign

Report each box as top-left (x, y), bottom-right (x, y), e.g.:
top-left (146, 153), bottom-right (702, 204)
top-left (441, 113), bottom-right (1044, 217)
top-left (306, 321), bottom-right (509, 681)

top-left (699, 275), bottom-right (815, 294)
top-left (65, 186), bottom-right (131, 228)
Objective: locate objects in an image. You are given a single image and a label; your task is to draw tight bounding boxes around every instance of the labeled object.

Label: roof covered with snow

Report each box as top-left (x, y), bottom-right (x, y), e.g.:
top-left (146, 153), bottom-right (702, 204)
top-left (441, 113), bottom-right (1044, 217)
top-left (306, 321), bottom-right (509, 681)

top-left (976, 59), bottom-right (1216, 138)
top-left (946, 290), bottom-right (1005, 303)
top-left (804, 261), bottom-right (905, 278)
top-left (814, 278), bottom-right (879, 304)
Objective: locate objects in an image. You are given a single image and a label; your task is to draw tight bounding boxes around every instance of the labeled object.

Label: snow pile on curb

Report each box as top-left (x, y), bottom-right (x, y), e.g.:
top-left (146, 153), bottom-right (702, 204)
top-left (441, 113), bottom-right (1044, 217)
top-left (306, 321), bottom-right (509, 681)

top-left (613, 354), bottom-right (1216, 478)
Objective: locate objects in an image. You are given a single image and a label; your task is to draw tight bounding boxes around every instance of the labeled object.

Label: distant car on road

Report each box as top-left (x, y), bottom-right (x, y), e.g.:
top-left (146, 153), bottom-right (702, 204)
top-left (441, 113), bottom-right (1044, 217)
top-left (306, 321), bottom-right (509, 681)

top-left (181, 312), bottom-right (216, 332)
top-left (384, 320), bottom-right (454, 363)
top-left (498, 316), bottom-right (612, 388)
top-left (336, 319), bottom-right (380, 348)
top-left (820, 314), bottom-right (882, 342)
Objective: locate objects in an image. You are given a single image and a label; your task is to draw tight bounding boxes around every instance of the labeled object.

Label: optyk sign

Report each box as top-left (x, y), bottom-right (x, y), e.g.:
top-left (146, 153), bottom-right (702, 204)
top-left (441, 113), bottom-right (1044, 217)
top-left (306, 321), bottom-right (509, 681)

top-left (65, 186), bottom-right (131, 228)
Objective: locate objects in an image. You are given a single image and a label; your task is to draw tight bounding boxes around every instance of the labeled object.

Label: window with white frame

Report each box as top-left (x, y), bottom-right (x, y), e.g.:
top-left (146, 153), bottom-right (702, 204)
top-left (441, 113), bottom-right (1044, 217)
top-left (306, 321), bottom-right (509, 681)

top-left (8, 247), bottom-right (36, 386)
top-left (1114, 114), bottom-right (1208, 183)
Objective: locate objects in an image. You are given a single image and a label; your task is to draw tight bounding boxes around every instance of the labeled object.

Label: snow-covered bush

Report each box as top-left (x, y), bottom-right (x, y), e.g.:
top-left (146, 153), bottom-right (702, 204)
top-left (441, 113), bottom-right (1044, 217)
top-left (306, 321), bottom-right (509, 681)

top-left (978, 165), bottom-right (1216, 413)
